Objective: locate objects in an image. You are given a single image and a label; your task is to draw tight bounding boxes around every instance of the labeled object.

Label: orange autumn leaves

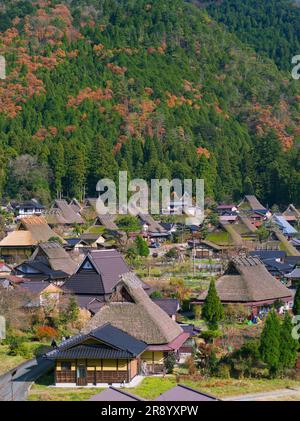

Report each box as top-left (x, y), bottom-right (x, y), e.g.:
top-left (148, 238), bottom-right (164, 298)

top-left (252, 100), bottom-right (295, 150)
top-left (0, 3), bottom-right (81, 117)
top-left (67, 86), bottom-right (113, 108)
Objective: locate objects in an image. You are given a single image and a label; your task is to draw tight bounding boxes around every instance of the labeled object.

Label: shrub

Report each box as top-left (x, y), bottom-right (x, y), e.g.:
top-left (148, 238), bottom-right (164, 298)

top-left (185, 355), bottom-right (197, 375)
top-left (36, 326), bottom-right (58, 341)
top-left (193, 304), bottom-right (202, 320)
top-left (6, 336), bottom-right (31, 358)
top-left (164, 352), bottom-right (176, 373)
top-left (216, 363), bottom-right (231, 379)
top-left (201, 329), bottom-right (222, 342)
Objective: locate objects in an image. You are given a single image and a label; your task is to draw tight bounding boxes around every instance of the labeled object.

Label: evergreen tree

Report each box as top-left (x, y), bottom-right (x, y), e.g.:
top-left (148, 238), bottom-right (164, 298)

top-left (135, 235), bottom-right (150, 257)
top-left (279, 312), bottom-right (298, 370)
top-left (259, 310), bottom-right (281, 374)
top-left (201, 280), bottom-right (224, 330)
top-left (293, 285), bottom-right (300, 316)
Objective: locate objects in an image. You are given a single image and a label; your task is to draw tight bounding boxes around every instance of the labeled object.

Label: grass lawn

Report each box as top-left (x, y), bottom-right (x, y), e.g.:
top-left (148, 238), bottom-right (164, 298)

top-left (130, 377), bottom-right (300, 400)
top-left (0, 341), bottom-right (51, 375)
top-left (87, 226), bottom-right (105, 234)
top-left (206, 231), bottom-right (231, 246)
top-left (28, 372), bottom-right (104, 401)
top-left (28, 373), bottom-right (300, 401)
top-left (0, 345), bottom-right (26, 375)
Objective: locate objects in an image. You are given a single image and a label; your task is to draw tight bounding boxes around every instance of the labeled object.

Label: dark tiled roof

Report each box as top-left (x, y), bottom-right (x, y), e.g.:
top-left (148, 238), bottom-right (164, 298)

top-left (45, 323), bottom-right (147, 360)
top-left (156, 385), bottom-right (219, 401)
top-left (20, 281), bottom-right (52, 294)
top-left (263, 259), bottom-right (295, 275)
top-left (250, 250), bottom-right (286, 260)
top-left (64, 249), bottom-right (150, 296)
top-left (285, 256), bottom-right (300, 266)
top-left (64, 272), bottom-right (105, 295)
top-left (15, 261), bottom-right (68, 280)
top-left (14, 200), bottom-right (45, 210)
top-left (75, 295), bottom-right (104, 314)
top-left (91, 323), bottom-right (147, 355)
top-left (89, 387), bottom-right (144, 401)
top-left (180, 324), bottom-right (201, 335)
top-left (152, 298), bottom-right (179, 316)
top-left (48, 344), bottom-right (134, 360)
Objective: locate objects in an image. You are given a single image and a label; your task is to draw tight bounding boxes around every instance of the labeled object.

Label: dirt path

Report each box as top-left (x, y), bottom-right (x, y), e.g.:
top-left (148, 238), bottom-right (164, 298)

top-left (224, 387), bottom-right (300, 401)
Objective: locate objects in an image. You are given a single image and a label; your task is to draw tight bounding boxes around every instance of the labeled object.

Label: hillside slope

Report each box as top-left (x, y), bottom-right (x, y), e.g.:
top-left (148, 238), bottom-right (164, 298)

top-left (0, 0), bottom-right (300, 206)
top-left (204, 0), bottom-right (300, 71)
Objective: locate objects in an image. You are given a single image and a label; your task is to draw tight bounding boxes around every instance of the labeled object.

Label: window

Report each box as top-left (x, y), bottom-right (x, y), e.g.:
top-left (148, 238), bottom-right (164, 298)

top-left (61, 362), bottom-right (71, 371)
top-left (82, 260), bottom-right (93, 270)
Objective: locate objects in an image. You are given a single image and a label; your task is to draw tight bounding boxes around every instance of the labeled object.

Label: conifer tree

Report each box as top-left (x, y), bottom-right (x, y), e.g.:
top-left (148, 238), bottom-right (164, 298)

top-left (279, 312), bottom-right (298, 370)
top-left (201, 280), bottom-right (224, 330)
top-left (259, 310), bottom-right (281, 374)
top-left (293, 285), bottom-right (300, 316)
top-left (135, 235), bottom-right (150, 257)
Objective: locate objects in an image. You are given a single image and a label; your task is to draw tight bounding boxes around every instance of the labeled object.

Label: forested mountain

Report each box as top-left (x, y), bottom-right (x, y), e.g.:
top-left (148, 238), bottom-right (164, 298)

top-left (203, 0), bottom-right (300, 71)
top-left (0, 0), bottom-right (300, 207)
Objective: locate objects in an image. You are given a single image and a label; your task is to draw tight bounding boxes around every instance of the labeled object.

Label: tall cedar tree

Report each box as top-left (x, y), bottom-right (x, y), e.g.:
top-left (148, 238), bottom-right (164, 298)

top-left (279, 312), bottom-right (298, 370)
top-left (201, 279), bottom-right (224, 329)
top-left (293, 285), bottom-right (300, 316)
top-left (259, 310), bottom-right (281, 373)
top-left (135, 235), bottom-right (150, 257)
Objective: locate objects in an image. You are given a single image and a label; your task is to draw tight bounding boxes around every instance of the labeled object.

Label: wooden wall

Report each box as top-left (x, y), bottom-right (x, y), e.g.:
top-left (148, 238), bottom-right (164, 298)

top-left (55, 359), bottom-right (135, 384)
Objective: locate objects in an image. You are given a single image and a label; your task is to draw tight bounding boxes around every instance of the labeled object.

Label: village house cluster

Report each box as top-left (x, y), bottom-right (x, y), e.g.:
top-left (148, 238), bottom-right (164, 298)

top-left (0, 194), bottom-right (300, 396)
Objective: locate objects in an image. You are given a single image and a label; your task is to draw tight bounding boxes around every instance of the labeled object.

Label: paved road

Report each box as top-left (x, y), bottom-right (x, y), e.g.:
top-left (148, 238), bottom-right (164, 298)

top-left (0, 358), bottom-right (53, 401)
top-left (224, 388), bottom-right (300, 401)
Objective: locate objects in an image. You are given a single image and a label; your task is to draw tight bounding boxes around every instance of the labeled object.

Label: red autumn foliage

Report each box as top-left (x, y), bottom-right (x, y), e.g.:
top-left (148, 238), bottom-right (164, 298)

top-left (67, 87), bottom-right (113, 108)
top-left (36, 325), bottom-right (58, 340)
top-left (197, 147), bottom-right (210, 159)
top-left (106, 62), bottom-right (127, 75)
top-left (252, 101), bottom-right (294, 150)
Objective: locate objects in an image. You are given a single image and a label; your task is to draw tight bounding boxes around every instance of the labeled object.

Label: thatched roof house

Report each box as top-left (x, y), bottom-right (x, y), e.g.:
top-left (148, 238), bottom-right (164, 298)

top-left (137, 213), bottom-right (168, 237)
top-left (238, 195), bottom-right (267, 213)
top-left (282, 204), bottom-right (300, 222)
top-left (13, 241), bottom-right (77, 283)
top-left (194, 257), bottom-right (293, 314)
top-left (0, 217), bottom-right (64, 262)
top-left (94, 215), bottom-right (119, 231)
top-left (46, 200), bottom-right (84, 225)
top-left (83, 272), bottom-right (189, 375)
top-left (84, 272), bottom-right (188, 347)
top-left (30, 241), bottom-right (78, 274)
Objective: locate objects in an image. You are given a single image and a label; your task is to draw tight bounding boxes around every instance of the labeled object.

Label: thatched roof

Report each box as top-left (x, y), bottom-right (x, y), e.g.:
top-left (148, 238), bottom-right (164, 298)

top-left (238, 215), bottom-right (257, 233)
top-left (52, 200), bottom-right (84, 224)
top-left (138, 213), bottom-right (167, 234)
top-left (0, 231), bottom-right (34, 247)
top-left (239, 195), bottom-right (266, 212)
top-left (283, 204), bottom-right (300, 219)
top-left (95, 214), bottom-right (118, 231)
top-left (83, 272), bottom-right (183, 345)
top-left (0, 216), bottom-right (62, 247)
top-left (30, 241), bottom-right (77, 275)
top-left (198, 257), bottom-right (292, 303)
